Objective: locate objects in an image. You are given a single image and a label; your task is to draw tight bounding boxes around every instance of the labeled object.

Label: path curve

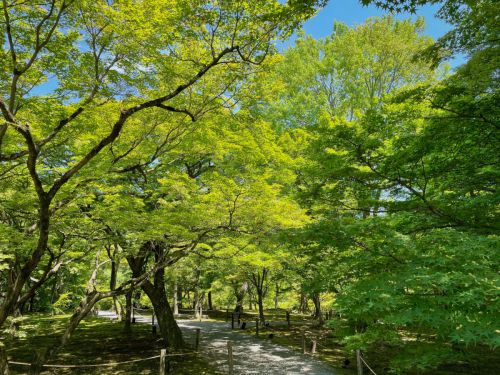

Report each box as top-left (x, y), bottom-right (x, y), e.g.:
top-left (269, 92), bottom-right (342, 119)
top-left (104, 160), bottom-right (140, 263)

top-left (98, 311), bottom-right (341, 374)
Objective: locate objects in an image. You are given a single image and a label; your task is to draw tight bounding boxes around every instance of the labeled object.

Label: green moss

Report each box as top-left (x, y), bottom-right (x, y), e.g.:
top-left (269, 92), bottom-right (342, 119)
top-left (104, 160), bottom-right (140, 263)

top-left (3, 314), bottom-right (221, 375)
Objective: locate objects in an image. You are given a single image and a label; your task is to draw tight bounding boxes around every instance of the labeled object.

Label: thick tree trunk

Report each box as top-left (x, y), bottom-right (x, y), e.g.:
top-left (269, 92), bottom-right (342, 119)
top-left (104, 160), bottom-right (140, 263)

top-left (299, 293), bottom-right (308, 313)
top-left (127, 244), bottom-right (184, 349)
top-left (312, 293), bottom-right (324, 325)
top-left (207, 291), bottom-right (213, 310)
top-left (146, 285), bottom-right (183, 348)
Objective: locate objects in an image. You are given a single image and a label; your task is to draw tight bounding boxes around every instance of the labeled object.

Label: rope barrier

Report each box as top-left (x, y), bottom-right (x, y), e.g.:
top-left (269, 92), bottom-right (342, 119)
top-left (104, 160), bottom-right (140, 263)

top-left (8, 352), bottom-right (197, 368)
top-left (359, 354), bottom-right (378, 375)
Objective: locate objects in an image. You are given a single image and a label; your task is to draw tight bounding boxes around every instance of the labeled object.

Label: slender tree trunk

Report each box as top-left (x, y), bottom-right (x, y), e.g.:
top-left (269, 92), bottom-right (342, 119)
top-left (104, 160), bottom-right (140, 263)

top-left (0, 200), bottom-right (51, 328)
top-left (251, 269), bottom-right (268, 326)
top-left (274, 283), bottom-right (279, 310)
top-left (123, 289), bottom-right (133, 334)
top-left (177, 285), bottom-right (183, 309)
top-left (257, 291), bottom-right (265, 325)
top-left (107, 244), bottom-right (121, 320)
top-left (233, 281), bottom-right (248, 314)
top-left (173, 283), bottom-right (179, 315)
top-left (194, 288), bottom-right (200, 318)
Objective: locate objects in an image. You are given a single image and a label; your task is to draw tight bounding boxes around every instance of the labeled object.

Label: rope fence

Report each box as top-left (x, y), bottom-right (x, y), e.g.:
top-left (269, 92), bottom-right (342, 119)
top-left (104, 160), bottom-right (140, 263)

top-left (8, 351), bottom-right (197, 370)
top-left (356, 349), bottom-right (378, 375)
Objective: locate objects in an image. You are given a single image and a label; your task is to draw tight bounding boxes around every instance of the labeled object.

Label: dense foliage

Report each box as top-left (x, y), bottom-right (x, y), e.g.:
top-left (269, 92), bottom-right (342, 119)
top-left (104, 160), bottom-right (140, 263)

top-left (0, 0), bottom-right (498, 374)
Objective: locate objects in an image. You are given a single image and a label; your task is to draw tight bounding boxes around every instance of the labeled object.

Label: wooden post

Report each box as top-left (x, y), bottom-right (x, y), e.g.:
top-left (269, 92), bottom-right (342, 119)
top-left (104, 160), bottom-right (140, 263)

top-left (160, 349), bottom-right (167, 375)
top-left (231, 313), bottom-right (235, 329)
top-left (0, 342), bottom-right (8, 375)
top-left (286, 310), bottom-right (290, 328)
top-left (301, 329), bottom-right (306, 354)
top-left (227, 341), bottom-right (234, 375)
top-left (30, 347), bottom-right (47, 375)
top-left (311, 339), bottom-right (317, 354)
top-left (356, 349), bottom-right (363, 375)
top-left (195, 328), bottom-right (201, 351)
top-left (255, 318), bottom-right (259, 336)
top-left (226, 308), bottom-right (229, 322)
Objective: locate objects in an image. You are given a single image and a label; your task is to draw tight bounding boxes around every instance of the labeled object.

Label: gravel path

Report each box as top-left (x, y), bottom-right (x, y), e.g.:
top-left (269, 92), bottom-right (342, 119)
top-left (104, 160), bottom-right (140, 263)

top-left (98, 311), bottom-right (343, 374)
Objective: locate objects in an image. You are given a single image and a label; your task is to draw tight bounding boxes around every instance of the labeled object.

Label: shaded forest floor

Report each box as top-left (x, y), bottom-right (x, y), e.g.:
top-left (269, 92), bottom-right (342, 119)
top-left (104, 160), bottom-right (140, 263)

top-left (203, 308), bottom-right (499, 375)
top-left (3, 311), bottom-right (498, 374)
top-left (2, 314), bottom-right (221, 374)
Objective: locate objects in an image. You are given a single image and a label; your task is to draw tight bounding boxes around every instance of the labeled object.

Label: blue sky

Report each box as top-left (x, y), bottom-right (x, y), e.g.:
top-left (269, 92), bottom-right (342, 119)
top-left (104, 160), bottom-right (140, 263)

top-left (281, 0), bottom-right (451, 49)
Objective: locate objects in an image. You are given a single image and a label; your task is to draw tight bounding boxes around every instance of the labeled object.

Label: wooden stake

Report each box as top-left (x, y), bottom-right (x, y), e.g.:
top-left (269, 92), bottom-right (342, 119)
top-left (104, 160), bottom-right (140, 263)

top-left (227, 341), bottom-right (234, 375)
top-left (301, 329), bottom-right (306, 354)
top-left (160, 349), bottom-right (167, 375)
top-left (356, 349), bottom-right (363, 375)
top-left (195, 328), bottom-right (201, 351)
top-left (311, 339), bottom-right (317, 354)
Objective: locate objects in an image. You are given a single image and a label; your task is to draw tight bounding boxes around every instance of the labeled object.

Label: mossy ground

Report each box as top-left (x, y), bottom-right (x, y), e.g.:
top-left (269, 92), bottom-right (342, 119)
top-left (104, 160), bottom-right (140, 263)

top-left (3, 314), bottom-right (221, 374)
top-left (206, 309), bottom-right (499, 375)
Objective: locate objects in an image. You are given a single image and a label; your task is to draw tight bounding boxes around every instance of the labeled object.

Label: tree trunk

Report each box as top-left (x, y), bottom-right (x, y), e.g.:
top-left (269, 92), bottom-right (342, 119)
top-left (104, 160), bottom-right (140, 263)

top-left (274, 283), bottom-right (279, 310)
top-left (207, 291), bottom-right (213, 310)
top-left (257, 291), bottom-right (265, 325)
top-left (0, 200), bottom-right (51, 328)
top-left (233, 281), bottom-right (248, 314)
top-left (177, 285), bottom-right (183, 309)
top-left (312, 293), bottom-right (324, 325)
top-left (173, 283), bottom-right (179, 315)
top-left (251, 269), bottom-right (268, 326)
top-left (107, 244), bottom-right (121, 320)
top-left (123, 289), bottom-right (133, 334)
top-left (299, 293), bottom-right (308, 313)
top-left (59, 291), bottom-right (101, 348)
top-left (127, 243), bottom-right (184, 349)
